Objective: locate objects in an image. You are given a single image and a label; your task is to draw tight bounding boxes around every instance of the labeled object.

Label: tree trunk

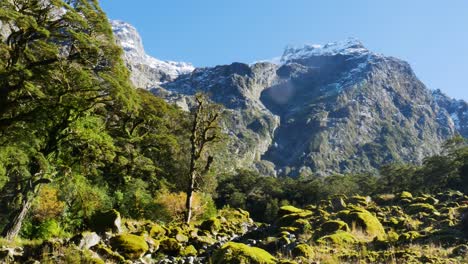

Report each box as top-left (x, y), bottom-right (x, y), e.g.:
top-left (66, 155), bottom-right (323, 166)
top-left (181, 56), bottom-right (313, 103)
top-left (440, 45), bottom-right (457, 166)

top-left (1, 195), bottom-right (34, 241)
top-left (185, 171), bottom-right (196, 223)
top-left (1, 175), bottom-right (46, 241)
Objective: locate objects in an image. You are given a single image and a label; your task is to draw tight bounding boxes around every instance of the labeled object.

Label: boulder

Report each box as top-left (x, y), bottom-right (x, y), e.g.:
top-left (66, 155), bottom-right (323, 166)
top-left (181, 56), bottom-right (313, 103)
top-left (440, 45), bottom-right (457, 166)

top-left (211, 242), bottom-right (276, 264)
top-left (400, 191), bottom-right (413, 200)
top-left (278, 206), bottom-right (305, 216)
top-left (200, 217), bottom-right (221, 233)
top-left (92, 244), bottom-right (126, 263)
top-left (158, 238), bottom-right (181, 256)
top-left (276, 211), bottom-right (313, 227)
top-left (349, 195), bottom-right (372, 206)
top-left (75, 232), bottom-right (101, 250)
top-left (317, 231), bottom-right (358, 245)
top-left (344, 208), bottom-right (386, 240)
top-left (405, 203), bottom-right (437, 215)
top-left (319, 220), bottom-right (350, 235)
top-left (398, 231), bottom-right (420, 243)
top-left (181, 245), bottom-right (198, 257)
top-left (148, 223), bottom-right (166, 239)
top-left (0, 247), bottom-right (23, 263)
top-left (291, 243), bottom-right (314, 259)
top-left (452, 244), bottom-right (468, 257)
top-left (90, 209), bottom-right (122, 234)
top-left (331, 197), bottom-right (347, 211)
top-left (109, 233), bottom-right (149, 260)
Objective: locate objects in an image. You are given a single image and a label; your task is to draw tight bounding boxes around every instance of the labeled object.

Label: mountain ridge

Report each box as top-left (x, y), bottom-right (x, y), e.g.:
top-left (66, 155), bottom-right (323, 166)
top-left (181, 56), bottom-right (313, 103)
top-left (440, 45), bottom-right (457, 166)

top-left (112, 20), bottom-right (467, 176)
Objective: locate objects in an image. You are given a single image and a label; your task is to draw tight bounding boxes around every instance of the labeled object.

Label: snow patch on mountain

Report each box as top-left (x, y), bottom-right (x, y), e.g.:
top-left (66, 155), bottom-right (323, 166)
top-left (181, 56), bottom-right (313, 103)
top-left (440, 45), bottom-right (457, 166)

top-left (111, 20), bottom-right (194, 87)
top-left (281, 38), bottom-right (370, 63)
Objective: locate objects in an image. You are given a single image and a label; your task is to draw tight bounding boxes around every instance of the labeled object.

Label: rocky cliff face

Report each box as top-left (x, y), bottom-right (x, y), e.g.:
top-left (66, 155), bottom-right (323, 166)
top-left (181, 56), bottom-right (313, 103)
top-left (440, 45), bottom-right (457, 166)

top-left (112, 22), bottom-right (468, 176)
top-left (111, 20), bottom-right (194, 89)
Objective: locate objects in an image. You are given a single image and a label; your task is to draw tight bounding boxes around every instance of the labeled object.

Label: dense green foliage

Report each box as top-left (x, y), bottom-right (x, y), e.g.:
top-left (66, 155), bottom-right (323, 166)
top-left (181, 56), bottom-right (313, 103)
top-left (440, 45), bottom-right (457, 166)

top-left (0, 0), bottom-right (193, 239)
top-left (217, 136), bottom-right (468, 222)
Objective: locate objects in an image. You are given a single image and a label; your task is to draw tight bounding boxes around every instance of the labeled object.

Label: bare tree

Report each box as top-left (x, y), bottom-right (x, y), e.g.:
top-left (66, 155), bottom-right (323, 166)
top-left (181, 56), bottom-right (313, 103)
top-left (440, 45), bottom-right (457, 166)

top-left (185, 93), bottom-right (222, 223)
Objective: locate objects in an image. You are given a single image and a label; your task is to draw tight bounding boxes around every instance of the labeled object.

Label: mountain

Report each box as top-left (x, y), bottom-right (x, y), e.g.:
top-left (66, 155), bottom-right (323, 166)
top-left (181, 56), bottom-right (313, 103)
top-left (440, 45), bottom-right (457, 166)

top-left (111, 20), bottom-right (194, 89)
top-left (112, 21), bottom-right (468, 176)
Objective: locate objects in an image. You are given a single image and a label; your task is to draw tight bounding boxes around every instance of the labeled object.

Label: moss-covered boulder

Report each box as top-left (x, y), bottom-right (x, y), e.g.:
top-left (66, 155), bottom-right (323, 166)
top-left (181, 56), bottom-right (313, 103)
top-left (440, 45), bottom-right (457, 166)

top-left (331, 197), bottom-right (347, 211)
top-left (211, 242), bottom-right (276, 264)
top-left (193, 235), bottom-right (217, 247)
top-left (374, 194), bottom-right (396, 206)
top-left (90, 209), bottom-right (122, 234)
top-left (278, 206), bottom-right (304, 216)
top-left (406, 203), bottom-right (437, 215)
top-left (109, 234), bottom-right (148, 260)
top-left (349, 195), bottom-right (371, 206)
top-left (317, 231), bottom-right (358, 245)
top-left (148, 223), bottom-right (166, 239)
top-left (291, 243), bottom-right (314, 259)
top-left (158, 238), bottom-right (182, 256)
top-left (92, 244), bottom-right (126, 263)
top-left (200, 217), bottom-right (221, 233)
top-left (181, 245), bottom-right (198, 257)
top-left (398, 231), bottom-right (421, 243)
top-left (345, 208), bottom-right (386, 240)
top-left (175, 233), bottom-right (189, 243)
top-left (400, 191), bottom-right (413, 200)
top-left (319, 220), bottom-right (349, 235)
top-left (291, 218), bottom-right (312, 232)
top-left (276, 211), bottom-right (313, 227)
top-left (451, 244), bottom-right (468, 257)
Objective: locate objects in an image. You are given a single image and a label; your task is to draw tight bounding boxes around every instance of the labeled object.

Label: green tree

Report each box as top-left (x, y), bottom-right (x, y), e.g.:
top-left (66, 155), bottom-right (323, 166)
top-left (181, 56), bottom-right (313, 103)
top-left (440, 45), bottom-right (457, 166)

top-left (0, 0), bottom-right (137, 240)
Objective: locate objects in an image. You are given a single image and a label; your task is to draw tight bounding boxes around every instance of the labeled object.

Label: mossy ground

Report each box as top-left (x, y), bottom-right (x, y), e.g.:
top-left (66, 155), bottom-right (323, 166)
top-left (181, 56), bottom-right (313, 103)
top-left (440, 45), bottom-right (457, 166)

top-left (3, 192), bottom-right (468, 263)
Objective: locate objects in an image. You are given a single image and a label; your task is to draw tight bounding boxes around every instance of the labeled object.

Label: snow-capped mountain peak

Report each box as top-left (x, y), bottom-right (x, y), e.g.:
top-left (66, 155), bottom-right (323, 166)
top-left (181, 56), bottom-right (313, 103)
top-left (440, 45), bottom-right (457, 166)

top-left (111, 20), bottom-right (195, 88)
top-left (280, 38), bottom-right (370, 63)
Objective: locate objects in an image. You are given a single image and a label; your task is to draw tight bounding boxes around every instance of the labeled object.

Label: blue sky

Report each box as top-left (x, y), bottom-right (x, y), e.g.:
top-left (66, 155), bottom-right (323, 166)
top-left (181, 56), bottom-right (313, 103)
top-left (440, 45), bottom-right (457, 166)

top-left (101, 0), bottom-right (468, 100)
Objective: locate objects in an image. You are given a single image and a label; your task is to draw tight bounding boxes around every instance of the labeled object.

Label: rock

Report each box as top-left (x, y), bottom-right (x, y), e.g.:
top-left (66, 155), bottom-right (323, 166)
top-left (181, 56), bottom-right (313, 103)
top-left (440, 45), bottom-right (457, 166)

top-left (319, 220), bottom-right (350, 235)
top-left (193, 235), bottom-right (217, 247)
top-left (175, 233), bottom-right (189, 243)
top-left (211, 242), bottom-right (276, 264)
top-left (288, 219), bottom-right (309, 232)
top-left (317, 231), bottom-right (358, 245)
top-left (276, 211), bottom-right (313, 227)
top-left (200, 217), bottom-right (221, 233)
top-left (149, 223), bottom-right (166, 239)
top-left (398, 231), bottom-right (421, 243)
top-left (374, 194), bottom-right (396, 206)
top-left (349, 195), bottom-right (372, 206)
top-left (76, 232), bottom-right (101, 250)
top-left (387, 230), bottom-right (399, 242)
top-left (109, 233), bottom-right (149, 260)
top-left (460, 207), bottom-right (468, 234)
top-left (291, 243), bottom-right (314, 259)
top-left (0, 247), bottom-right (23, 262)
top-left (405, 203), bottom-right (437, 215)
top-left (92, 244), bottom-right (126, 263)
top-left (159, 238), bottom-right (182, 256)
top-left (278, 206), bottom-right (305, 216)
top-left (344, 208), bottom-right (386, 240)
top-left (452, 244), bottom-right (468, 257)
top-left (421, 196), bottom-right (439, 205)
top-left (90, 209), bottom-right (122, 234)
top-left (181, 245), bottom-right (198, 257)
top-left (331, 197), bottom-right (347, 211)
top-left (399, 191), bottom-right (413, 200)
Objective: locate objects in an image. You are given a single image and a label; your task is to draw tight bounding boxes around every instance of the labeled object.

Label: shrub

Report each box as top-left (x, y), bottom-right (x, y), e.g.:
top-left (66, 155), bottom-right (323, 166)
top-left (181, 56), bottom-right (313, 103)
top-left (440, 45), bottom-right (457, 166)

top-left (155, 191), bottom-right (216, 222)
top-left (35, 219), bottom-right (63, 240)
